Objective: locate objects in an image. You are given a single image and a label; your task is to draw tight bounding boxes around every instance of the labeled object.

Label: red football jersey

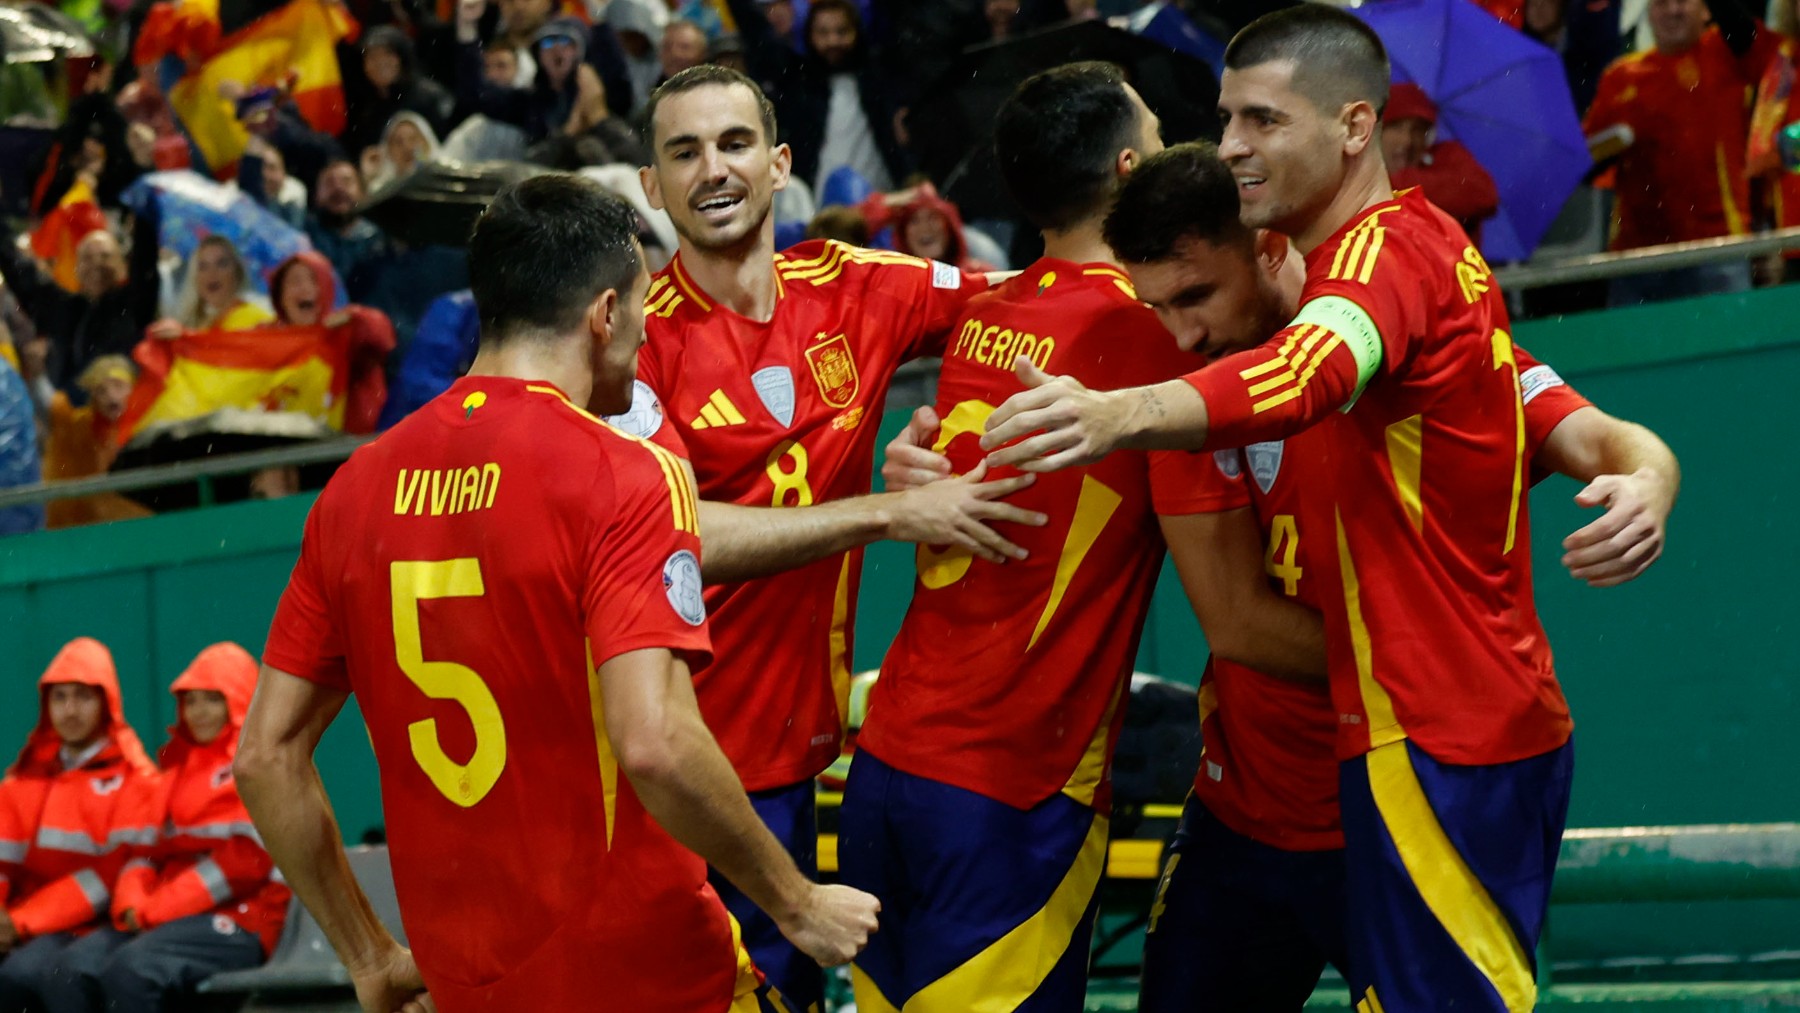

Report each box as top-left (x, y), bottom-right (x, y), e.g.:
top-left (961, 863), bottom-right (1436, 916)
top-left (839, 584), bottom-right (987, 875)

top-left (262, 377), bottom-right (752, 1012)
top-left (612, 240), bottom-right (987, 791)
top-left (1194, 344), bottom-right (1593, 851)
top-left (861, 260), bottom-right (1238, 812)
top-left (1186, 190), bottom-right (1573, 766)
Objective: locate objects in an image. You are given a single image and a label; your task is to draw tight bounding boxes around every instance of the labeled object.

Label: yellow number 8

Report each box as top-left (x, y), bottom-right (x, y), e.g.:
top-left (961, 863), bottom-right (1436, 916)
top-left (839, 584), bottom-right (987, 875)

top-left (766, 439), bottom-right (815, 507)
top-left (390, 559), bottom-right (507, 808)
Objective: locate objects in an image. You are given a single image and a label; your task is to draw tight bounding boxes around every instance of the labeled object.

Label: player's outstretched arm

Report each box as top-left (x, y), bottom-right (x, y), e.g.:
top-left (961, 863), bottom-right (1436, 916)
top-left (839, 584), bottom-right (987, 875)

top-left (601, 648), bottom-right (880, 966)
top-left (236, 667), bottom-right (432, 1013)
top-left (981, 359), bottom-right (1212, 473)
top-left (1161, 510), bottom-right (1327, 682)
top-left (693, 464), bottom-right (1048, 585)
top-left (1535, 406), bottom-right (1680, 588)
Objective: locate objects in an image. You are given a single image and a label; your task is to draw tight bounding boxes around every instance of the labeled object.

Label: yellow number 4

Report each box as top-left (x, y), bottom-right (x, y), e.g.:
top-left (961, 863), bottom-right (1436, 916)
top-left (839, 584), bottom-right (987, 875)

top-left (390, 559), bottom-right (507, 808)
top-left (1265, 514), bottom-right (1303, 597)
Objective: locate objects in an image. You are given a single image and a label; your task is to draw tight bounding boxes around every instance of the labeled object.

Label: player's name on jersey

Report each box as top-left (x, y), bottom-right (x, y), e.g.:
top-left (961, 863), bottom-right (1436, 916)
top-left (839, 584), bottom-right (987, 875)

top-left (392, 465), bottom-right (502, 517)
top-left (950, 317), bottom-right (1057, 372)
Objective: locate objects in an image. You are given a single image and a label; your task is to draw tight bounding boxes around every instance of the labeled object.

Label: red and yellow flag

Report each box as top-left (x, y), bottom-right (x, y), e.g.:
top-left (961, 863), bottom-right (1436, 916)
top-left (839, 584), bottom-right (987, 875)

top-left (119, 325), bottom-right (351, 441)
top-left (152, 0), bottom-right (357, 174)
top-left (29, 178), bottom-right (108, 293)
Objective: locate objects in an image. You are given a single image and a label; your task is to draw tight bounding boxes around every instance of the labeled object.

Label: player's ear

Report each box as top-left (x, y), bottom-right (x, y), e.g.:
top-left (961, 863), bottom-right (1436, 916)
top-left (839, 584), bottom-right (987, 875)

top-left (587, 287), bottom-right (620, 351)
top-left (1343, 100), bottom-right (1379, 157)
top-left (1254, 229), bottom-right (1291, 276)
top-left (640, 164), bottom-right (666, 212)
top-left (771, 142), bottom-right (793, 192)
top-left (1116, 146), bottom-right (1140, 180)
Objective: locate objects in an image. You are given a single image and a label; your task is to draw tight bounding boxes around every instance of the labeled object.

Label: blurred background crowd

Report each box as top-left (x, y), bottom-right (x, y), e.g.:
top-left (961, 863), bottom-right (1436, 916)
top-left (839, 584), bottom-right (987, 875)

top-left (2, 0), bottom-right (1798, 533)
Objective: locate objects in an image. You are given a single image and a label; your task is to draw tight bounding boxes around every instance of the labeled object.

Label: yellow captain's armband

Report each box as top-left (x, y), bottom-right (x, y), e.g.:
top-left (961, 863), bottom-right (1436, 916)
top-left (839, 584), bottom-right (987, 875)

top-left (1291, 295), bottom-right (1383, 411)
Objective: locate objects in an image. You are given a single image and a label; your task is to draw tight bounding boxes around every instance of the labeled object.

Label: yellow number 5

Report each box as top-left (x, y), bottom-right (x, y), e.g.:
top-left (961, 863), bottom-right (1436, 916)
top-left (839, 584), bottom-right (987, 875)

top-left (391, 559), bottom-right (507, 808)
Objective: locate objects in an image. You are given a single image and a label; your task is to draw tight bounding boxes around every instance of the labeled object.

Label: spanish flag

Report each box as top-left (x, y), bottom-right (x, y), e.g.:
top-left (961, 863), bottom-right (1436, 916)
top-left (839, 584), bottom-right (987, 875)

top-left (29, 178), bottom-right (108, 293)
top-left (141, 0), bottom-right (356, 175)
top-left (118, 325), bottom-right (351, 441)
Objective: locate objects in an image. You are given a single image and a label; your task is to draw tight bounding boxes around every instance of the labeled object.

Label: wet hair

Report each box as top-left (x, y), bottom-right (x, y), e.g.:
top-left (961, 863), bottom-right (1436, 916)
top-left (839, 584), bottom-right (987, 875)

top-left (1224, 5), bottom-right (1390, 115)
top-left (468, 174), bottom-right (642, 343)
top-left (1103, 142), bottom-right (1253, 264)
top-left (995, 62), bottom-right (1145, 232)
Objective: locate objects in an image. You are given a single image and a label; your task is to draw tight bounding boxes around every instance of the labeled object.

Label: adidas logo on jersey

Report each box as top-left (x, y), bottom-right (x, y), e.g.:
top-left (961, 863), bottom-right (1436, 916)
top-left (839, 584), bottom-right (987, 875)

top-left (690, 390), bottom-right (747, 429)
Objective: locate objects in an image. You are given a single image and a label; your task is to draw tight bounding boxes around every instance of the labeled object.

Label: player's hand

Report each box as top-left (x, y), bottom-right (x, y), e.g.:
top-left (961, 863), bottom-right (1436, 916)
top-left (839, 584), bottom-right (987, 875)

top-left (981, 358), bottom-right (1129, 473)
top-left (889, 461), bottom-right (1047, 562)
top-left (881, 405), bottom-right (951, 492)
top-left (778, 883), bottom-right (880, 967)
top-left (349, 944), bottom-right (434, 1013)
top-left (1560, 467), bottom-right (1672, 587)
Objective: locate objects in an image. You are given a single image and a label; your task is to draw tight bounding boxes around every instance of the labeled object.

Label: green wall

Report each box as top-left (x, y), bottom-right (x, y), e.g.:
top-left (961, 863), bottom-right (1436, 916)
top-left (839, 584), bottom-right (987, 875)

top-left (2, 285), bottom-right (1796, 848)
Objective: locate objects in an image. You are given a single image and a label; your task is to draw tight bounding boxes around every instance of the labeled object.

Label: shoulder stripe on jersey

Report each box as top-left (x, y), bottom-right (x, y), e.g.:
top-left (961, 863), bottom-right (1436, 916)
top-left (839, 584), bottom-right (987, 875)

top-left (844, 248), bottom-right (928, 267)
top-left (779, 242), bottom-right (849, 281)
top-left (1328, 205), bottom-right (1402, 283)
top-left (525, 384), bottom-right (701, 534)
top-left (669, 257), bottom-right (713, 312)
top-left (645, 286), bottom-right (680, 318)
top-left (646, 275), bottom-right (671, 302)
top-left (1082, 266), bottom-right (1138, 299)
top-left (780, 243), bottom-right (841, 272)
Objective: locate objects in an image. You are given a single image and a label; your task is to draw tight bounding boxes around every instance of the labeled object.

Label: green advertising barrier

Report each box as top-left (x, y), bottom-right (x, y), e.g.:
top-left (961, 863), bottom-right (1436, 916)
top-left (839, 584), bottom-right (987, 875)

top-left (1, 284), bottom-right (1795, 973)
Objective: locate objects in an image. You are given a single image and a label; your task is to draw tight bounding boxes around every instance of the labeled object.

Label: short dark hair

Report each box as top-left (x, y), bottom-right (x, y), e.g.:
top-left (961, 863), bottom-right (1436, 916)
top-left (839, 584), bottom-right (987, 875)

top-left (1224, 5), bottom-right (1389, 115)
top-left (467, 174), bottom-right (642, 343)
top-left (1103, 142), bottom-right (1252, 264)
top-left (995, 62), bottom-right (1145, 232)
top-left (642, 64), bottom-right (779, 151)
top-left (805, 0), bottom-right (861, 40)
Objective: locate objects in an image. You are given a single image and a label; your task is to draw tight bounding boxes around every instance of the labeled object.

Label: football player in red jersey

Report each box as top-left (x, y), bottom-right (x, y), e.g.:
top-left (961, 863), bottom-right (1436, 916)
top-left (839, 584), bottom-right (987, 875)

top-left (979, 9), bottom-right (1680, 1009)
top-left (611, 65), bottom-right (1039, 1010)
top-left (839, 63), bottom-right (1326, 1013)
top-left (237, 176), bottom-right (880, 1013)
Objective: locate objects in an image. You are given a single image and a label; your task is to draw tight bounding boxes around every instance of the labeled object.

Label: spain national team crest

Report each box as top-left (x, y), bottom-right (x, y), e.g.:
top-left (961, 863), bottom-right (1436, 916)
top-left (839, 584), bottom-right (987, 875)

top-left (752, 366), bottom-right (796, 428)
top-left (804, 333), bottom-right (860, 408)
top-left (1247, 440), bottom-right (1285, 494)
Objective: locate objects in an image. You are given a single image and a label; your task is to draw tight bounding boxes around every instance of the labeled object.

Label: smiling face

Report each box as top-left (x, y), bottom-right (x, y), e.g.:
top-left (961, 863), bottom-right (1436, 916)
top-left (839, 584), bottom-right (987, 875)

top-left (47, 683), bottom-right (106, 750)
top-left (1649, 0), bottom-right (1707, 52)
top-left (902, 208), bottom-right (951, 261)
top-left (180, 689), bottom-right (230, 745)
top-left (316, 162), bottom-right (364, 217)
top-left (643, 82), bottom-right (790, 253)
top-left (809, 7), bottom-right (856, 67)
top-left (1218, 59), bottom-right (1351, 236)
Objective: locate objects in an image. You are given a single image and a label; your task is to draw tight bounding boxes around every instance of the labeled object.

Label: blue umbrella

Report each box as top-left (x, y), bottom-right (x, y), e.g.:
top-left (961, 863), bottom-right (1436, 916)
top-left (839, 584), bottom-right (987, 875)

top-left (1353, 0), bottom-right (1591, 262)
top-left (120, 169), bottom-right (340, 303)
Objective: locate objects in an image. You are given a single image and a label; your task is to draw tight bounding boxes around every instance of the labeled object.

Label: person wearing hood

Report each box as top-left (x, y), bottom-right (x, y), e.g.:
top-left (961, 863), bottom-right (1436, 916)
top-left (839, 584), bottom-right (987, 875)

top-left (858, 183), bottom-right (998, 274)
top-left (267, 252), bottom-right (396, 434)
top-left (361, 112), bottom-right (442, 193)
top-left (343, 25), bottom-right (456, 164)
top-left (463, 16), bottom-right (608, 142)
top-left (0, 639), bottom-right (158, 1012)
top-left (44, 645), bottom-right (289, 1013)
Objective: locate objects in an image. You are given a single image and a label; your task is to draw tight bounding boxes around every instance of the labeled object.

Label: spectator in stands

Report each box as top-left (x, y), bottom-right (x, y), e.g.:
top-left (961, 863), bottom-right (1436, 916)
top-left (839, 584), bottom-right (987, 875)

top-left (1380, 83), bottom-right (1500, 243)
top-left (495, 0), bottom-right (558, 50)
top-left (661, 18), bottom-right (712, 82)
top-left (375, 288), bottom-right (478, 430)
top-left (151, 236), bottom-right (273, 335)
top-left (0, 353), bottom-right (45, 536)
top-left (305, 160), bottom-right (389, 304)
top-left (795, 0), bottom-right (907, 192)
top-left (0, 638), bottom-right (157, 1009)
top-left (0, 211), bottom-right (160, 393)
top-left (757, 0), bottom-right (799, 50)
top-left (1522, 0), bottom-right (1624, 114)
top-left (269, 252), bottom-right (395, 434)
top-left (607, 0), bottom-right (668, 112)
top-left (344, 26), bottom-right (456, 164)
top-left (244, 139), bottom-right (308, 230)
top-left (1748, 0), bottom-right (1800, 280)
top-left (23, 353), bottom-right (150, 529)
top-left (1584, 0), bottom-right (1778, 303)
top-left (860, 184), bottom-right (998, 272)
top-left (58, 644), bottom-right (289, 1013)
top-left (467, 16), bottom-right (634, 146)
top-left (443, 38), bottom-right (534, 162)
top-left (363, 112), bottom-right (441, 192)
top-left (806, 205), bottom-right (871, 245)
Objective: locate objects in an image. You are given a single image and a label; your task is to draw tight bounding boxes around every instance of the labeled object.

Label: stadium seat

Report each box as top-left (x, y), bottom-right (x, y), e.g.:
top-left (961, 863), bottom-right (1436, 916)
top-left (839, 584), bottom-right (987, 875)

top-left (196, 845), bottom-right (407, 1010)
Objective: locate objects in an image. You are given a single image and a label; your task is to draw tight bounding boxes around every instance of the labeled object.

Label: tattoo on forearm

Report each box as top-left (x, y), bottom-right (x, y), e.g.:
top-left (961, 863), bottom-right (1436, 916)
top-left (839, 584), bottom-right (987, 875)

top-left (1143, 390), bottom-right (1168, 419)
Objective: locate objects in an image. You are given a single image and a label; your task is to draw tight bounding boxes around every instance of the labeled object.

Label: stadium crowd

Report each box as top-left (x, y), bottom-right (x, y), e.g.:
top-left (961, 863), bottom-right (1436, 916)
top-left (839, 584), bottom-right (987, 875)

top-left (0, 0), bottom-right (1792, 534)
top-left (0, 0), bottom-right (1700, 1009)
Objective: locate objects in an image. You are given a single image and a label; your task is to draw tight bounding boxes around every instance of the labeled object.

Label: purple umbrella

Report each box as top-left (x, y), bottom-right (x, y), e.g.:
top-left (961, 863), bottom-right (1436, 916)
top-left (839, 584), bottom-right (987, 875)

top-left (1353, 0), bottom-right (1591, 262)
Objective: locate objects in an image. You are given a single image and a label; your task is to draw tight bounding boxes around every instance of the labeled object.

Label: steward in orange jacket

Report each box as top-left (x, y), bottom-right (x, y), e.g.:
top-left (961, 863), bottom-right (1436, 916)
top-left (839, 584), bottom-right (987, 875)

top-left (47, 644), bottom-right (289, 1013)
top-left (0, 638), bottom-right (157, 1012)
